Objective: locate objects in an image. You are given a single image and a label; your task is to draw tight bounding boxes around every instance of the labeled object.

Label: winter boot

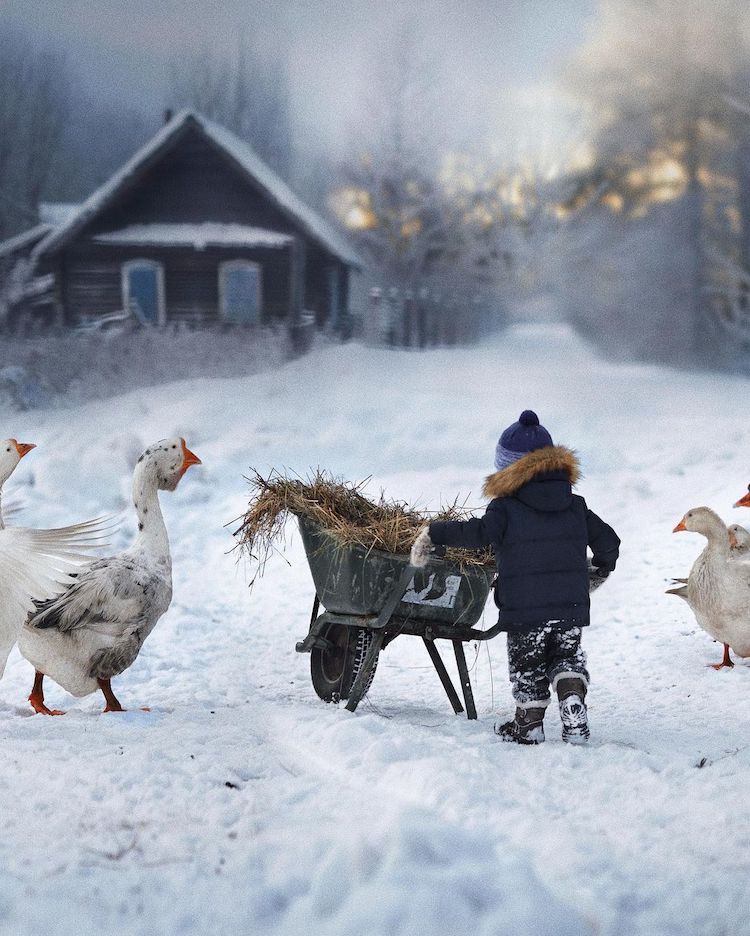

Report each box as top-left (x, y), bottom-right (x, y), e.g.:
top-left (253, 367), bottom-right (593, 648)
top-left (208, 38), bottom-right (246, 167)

top-left (556, 677), bottom-right (589, 744)
top-left (494, 706), bottom-right (546, 745)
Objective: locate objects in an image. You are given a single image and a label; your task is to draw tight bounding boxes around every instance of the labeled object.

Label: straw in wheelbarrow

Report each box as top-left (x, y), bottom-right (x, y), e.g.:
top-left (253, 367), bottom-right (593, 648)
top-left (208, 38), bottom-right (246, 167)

top-left (234, 469), bottom-right (494, 585)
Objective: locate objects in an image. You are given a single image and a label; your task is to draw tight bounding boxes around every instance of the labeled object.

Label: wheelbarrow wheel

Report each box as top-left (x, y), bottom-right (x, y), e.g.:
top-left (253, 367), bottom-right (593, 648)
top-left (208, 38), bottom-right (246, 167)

top-left (310, 623), bottom-right (379, 703)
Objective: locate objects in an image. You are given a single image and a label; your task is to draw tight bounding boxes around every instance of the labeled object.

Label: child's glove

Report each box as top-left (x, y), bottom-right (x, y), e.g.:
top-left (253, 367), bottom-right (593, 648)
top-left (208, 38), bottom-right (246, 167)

top-left (410, 526), bottom-right (433, 567)
top-left (588, 560), bottom-right (610, 593)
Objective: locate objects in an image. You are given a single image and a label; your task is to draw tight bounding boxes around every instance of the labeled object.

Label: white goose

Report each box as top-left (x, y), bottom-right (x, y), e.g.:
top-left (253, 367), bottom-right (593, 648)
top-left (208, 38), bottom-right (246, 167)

top-left (0, 438), bottom-right (35, 529)
top-left (19, 437), bottom-right (201, 714)
top-left (0, 438), bottom-right (109, 682)
top-left (671, 507), bottom-right (750, 669)
top-left (667, 522), bottom-right (750, 595)
top-left (728, 523), bottom-right (750, 555)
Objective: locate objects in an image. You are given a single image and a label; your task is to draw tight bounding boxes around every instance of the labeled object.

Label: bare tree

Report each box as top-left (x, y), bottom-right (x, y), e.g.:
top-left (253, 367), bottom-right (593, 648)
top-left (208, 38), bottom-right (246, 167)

top-left (0, 26), bottom-right (73, 239)
top-left (51, 103), bottom-right (150, 200)
top-left (554, 0), bottom-right (750, 365)
top-left (340, 31), bottom-right (442, 289)
top-left (169, 34), bottom-right (293, 180)
top-left (338, 29), bottom-right (505, 345)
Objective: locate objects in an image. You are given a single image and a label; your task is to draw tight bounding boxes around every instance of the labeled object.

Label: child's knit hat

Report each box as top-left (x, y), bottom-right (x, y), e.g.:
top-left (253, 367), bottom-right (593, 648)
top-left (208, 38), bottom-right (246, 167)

top-left (494, 410), bottom-right (553, 471)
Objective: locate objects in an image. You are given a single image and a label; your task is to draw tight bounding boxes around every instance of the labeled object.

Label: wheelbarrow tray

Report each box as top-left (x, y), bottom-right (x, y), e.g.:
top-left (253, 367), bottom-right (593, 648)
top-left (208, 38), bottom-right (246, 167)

top-left (296, 514), bottom-right (493, 628)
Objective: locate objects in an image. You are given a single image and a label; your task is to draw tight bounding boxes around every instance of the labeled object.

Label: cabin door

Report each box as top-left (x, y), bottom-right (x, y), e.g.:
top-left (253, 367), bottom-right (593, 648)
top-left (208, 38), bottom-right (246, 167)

top-left (122, 260), bottom-right (165, 325)
top-left (220, 261), bottom-right (262, 324)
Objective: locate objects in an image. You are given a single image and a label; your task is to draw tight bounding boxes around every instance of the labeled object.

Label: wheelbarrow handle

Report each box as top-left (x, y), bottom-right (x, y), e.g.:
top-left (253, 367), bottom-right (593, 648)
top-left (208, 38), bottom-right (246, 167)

top-left (370, 563), bottom-right (419, 630)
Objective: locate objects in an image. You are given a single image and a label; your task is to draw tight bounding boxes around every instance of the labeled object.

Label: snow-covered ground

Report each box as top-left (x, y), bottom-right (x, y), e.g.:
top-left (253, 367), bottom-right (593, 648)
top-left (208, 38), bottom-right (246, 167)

top-left (2, 323), bottom-right (750, 936)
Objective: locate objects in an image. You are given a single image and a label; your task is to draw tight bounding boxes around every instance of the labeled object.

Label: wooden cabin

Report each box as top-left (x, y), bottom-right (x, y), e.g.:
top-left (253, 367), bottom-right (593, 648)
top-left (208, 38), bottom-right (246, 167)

top-left (0, 111), bottom-right (360, 336)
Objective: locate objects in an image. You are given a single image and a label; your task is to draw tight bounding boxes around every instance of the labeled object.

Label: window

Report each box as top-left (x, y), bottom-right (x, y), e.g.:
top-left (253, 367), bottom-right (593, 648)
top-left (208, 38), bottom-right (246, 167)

top-left (122, 260), bottom-right (165, 325)
top-left (219, 261), bottom-right (262, 325)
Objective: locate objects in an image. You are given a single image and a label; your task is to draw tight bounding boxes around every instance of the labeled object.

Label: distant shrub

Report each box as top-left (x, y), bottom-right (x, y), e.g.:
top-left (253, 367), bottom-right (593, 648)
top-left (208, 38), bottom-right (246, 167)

top-left (0, 324), bottom-right (303, 408)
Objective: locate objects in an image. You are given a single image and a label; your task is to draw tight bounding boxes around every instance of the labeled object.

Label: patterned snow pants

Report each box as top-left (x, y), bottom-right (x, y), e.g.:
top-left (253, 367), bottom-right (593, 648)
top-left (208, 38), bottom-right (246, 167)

top-left (506, 625), bottom-right (589, 709)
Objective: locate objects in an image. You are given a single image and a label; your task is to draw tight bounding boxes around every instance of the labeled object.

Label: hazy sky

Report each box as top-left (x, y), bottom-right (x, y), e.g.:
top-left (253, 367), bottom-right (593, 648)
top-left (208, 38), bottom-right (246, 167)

top-left (4, 0), bottom-right (595, 155)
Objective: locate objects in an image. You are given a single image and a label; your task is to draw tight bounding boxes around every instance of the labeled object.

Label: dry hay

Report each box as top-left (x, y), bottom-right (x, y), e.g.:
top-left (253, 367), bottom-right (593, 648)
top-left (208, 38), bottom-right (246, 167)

top-left (234, 469), bottom-right (494, 582)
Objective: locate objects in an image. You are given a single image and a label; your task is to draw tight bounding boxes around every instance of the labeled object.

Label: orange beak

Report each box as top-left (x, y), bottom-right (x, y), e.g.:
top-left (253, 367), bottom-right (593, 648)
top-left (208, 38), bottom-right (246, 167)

top-left (734, 490), bottom-right (750, 508)
top-left (180, 438), bottom-right (202, 473)
top-left (12, 440), bottom-right (36, 459)
top-left (673, 519), bottom-right (687, 533)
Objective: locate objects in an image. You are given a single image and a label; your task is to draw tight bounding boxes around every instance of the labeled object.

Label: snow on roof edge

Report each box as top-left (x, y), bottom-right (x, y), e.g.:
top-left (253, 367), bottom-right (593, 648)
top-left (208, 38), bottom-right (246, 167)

top-left (39, 202), bottom-right (81, 226)
top-left (92, 222), bottom-right (293, 250)
top-left (33, 109), bottom-right (363, 268)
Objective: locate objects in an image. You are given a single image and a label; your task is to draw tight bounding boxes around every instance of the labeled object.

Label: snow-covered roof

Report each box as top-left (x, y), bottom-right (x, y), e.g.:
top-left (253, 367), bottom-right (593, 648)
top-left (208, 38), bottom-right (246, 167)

top-left (92, 223), bottom-right (293, 250)
top-left (0, 223), bottom-right (52, 260)
top-left (32, 110), bottom-right (362, 267)
top-left (39, 202), bottom-right (80, 226)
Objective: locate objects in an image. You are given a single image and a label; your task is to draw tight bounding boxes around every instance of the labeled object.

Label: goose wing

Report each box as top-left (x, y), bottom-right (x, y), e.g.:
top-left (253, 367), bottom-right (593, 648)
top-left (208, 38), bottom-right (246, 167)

top-left (26, 554), bottom-right (167, 638)
top-left (0, 517), bottom-right (113, 674)
top-left (0, 494), bottom-right (23, 525)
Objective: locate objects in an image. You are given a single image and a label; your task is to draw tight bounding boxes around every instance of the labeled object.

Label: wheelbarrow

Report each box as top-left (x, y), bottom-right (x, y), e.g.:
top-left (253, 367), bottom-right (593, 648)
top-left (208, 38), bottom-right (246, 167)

top-left (294, 515), bottom-right (499, 718)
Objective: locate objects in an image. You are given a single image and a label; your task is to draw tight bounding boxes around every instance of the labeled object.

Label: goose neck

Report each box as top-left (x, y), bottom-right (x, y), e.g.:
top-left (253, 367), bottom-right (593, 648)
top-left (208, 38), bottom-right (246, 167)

top-left (132, 461), bottom-right (169, 560)
top-left (0, 474), bottom-right (11, 530)
top-left (703, 528), bottom-right (730, 556)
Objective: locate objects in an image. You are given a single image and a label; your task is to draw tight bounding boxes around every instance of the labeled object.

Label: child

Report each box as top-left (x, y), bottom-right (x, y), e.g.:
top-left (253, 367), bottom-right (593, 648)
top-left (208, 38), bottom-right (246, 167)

top-left (410, 410), bottom-right (620, 744)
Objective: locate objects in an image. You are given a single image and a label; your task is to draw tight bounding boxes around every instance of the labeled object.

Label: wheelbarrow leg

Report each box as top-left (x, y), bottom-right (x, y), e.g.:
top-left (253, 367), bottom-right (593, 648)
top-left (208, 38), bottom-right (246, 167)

top-left (422, 638), bottom-right (464, 715)
top-left (345, 630), bottom-right (385, 713)
top-left (453, 641), bottom-right (477, 720)
top-left (295, 594), bottom-right (323, 652)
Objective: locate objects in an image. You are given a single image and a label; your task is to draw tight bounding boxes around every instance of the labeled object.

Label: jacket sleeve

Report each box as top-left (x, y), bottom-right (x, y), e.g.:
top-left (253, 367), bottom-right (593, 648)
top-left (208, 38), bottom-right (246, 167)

top-left (586, 507), bottom-right (621, 572)
top-left (429, 500), bottom-right (506, 551)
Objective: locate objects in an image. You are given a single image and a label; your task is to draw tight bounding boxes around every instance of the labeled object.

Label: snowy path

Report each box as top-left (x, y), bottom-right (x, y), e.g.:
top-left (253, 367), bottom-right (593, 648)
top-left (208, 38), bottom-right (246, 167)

top-left (1, 324), bottom-right (750, 935)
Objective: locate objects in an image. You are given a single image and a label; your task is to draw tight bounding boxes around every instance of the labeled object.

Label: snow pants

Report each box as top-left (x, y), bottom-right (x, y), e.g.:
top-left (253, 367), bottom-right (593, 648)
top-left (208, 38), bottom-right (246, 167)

top-left (506, 625), bottom-right (589, 709)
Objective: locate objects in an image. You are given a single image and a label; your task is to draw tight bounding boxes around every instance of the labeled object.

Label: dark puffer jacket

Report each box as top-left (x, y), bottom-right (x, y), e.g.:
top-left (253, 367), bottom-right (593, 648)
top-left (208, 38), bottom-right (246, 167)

top-left (428, 446), bottom-right (620, 631)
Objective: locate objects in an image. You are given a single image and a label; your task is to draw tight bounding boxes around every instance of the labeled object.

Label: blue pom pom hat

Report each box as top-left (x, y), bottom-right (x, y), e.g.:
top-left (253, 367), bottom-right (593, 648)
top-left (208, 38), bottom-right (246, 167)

top-left (494, 410), bottom-right (553, 472)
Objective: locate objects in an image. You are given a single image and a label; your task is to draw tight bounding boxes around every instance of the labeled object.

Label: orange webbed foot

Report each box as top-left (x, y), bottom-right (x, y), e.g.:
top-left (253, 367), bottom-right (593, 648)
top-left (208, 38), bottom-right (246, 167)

top-left (707, 644), bottom-right (734, 669)
top-left (29, 695), bottom-right (65, 716)
top-left (98, 678), bottom-right (151, 713)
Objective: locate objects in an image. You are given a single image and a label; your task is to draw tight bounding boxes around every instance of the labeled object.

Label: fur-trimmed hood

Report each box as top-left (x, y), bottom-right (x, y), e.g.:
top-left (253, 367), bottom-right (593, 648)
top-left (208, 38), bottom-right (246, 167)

top-left (483, 445), bottom-right (581, 500)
